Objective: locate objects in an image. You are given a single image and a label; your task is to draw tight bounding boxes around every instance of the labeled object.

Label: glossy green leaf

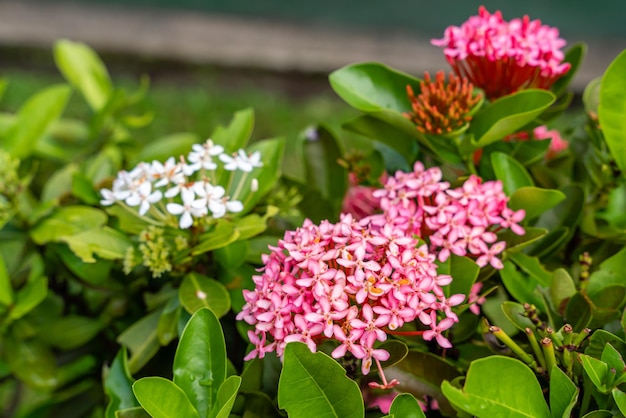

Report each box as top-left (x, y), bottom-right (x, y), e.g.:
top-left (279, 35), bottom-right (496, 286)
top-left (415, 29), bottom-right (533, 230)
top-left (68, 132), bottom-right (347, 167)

top-left (580, 411), bottom-right (613, 418)
top-left (211, 108), bottom-right (254, 153)
top-left (550, 365), bottom-right (578, 418)
top-left (342, 115), bottom-right (418, 162)
top-left (190, 220), bottom-right (239, 256)
top-left (387, 393), bottom-right (426, 418)
top-left (104, 348), bottom-right (140, 418)
top-left (500, 301), bottom-right (536, 333)
top-left (157, 297), bottom-right (180, 346)
top-left (133, 377), bottom-right (200, 418)
top-left (61, 227), bottom-right (132, 263)
top-left (378, 340), bottom-right (409, 369)
top-left (500, 260), bottom-right (544, 309)
top-left (173, 308), bottom-right (227, 418)
top-left (0, 253), bottom-right (13, 306)
top-left (210, 375), bottom-right (242, 418)
top-left (54, 39), bottom-right (112, 111)
top-left (587, 247), bottom-right (626, 295)
top-left (39, 315), bottom-right (104, 350)
top-left (9, 275), bottom-right (48, 321)
top-left (613, 388), bottom-right (626, 416)
top-left (499, 226), bottom-right (547, 253)
top-left (385, 351), bottom-right (460, 416)
top-left (550, 268), bottom-right (576, 315)
top-left (133, 133), bottom-right (200, 166)
top-left (469, 89), bottom-right (555, 149)
top-left (5, 337), bottom-right (58, 390)
top-left (441, 356), bottom-right (551, 418)
top-left (41, 163), bottom-right (79, 203)
top-left (509, 252), bottom-right (552, 286)
top-left (232, 205), bottom-right (278, 241)
top-left (585, 330), bottom-right (626, 360)
top-left (114, 407), bottom-right (151, 418)
top-left (491, 152), bottom-right (534, 195)
top-left (565, 292), bottom-right (593, 332)
top-left (3, 84), bottom-right (72, 159)
top-left (448, 255), bottom-right (480, 298)
top-left (57, 244), bottom-right (115, 287)
top-left (329, 62), bottom-right (419, 113)
top-left (552, 43), bottom-right (586, 98)
top-left (178, 273), bottom-right (230, 317)
top-left (117, 309), bottom-right (161, 374)
top-left (598, 49), bottom-right (626, 175)
top-left (278, 341), bottom-right (364, 418)
top-left (30, 206), bottom-right (107, 245)
top-left (509, 187), bottom-right (565, 220)
top-left (580, 354), bottom-right (609, 393)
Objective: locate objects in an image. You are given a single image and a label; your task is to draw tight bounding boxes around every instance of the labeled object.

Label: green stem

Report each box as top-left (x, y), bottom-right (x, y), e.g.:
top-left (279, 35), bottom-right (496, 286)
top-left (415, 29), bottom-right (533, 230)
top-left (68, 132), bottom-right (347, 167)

top-left (525, 327), bottom-right (546, 371)
top-left (490, 326), bottom-right (537, 369)
top-left (541, 337), bottom-right (557, 375)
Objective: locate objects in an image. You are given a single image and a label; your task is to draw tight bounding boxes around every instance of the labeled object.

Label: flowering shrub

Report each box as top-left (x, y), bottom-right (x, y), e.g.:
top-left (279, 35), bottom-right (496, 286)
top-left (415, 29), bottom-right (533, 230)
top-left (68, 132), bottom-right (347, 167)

top-left (5, 6), bottom-right (626, 418)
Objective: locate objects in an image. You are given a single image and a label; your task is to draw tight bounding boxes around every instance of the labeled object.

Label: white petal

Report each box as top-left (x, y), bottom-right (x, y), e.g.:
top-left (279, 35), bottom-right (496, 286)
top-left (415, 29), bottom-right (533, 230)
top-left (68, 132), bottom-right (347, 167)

top-left (139, 201), bottom-right (150, 216)
top-left (226, 200), bottom-right (243, 213)
top-left (179, 211), bottom-right (193, 229)
top-left (166, 203), bottom-right (185, 215)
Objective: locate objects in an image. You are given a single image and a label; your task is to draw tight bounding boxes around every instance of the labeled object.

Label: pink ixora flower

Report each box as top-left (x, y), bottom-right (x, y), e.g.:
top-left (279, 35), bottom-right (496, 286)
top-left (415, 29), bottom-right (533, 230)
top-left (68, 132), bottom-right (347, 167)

top-left (372, 162), bottom-right (525, 270)
top-left (432, 6), bottom-right (571, 99)
top-left (237, 213), bottom-right (464, 386)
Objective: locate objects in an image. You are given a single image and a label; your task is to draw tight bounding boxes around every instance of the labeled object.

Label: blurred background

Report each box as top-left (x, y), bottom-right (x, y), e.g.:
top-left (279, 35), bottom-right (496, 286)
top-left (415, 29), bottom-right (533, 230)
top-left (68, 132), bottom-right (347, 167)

top-left (1, 0), bottom-right (625, 141)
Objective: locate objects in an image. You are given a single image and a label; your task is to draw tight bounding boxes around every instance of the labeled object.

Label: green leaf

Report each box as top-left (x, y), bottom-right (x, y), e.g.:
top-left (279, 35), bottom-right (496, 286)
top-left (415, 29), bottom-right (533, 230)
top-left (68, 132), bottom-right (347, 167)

top-left (587, 247), bottom-right (626, 295)
top-left (57, 244), bottom-right (115, 287)
top-left (342, 115), bottom-right (418, 162)
top-left (133, 133), bottom-right (200, 166)
top-left (491, 152), bottom-right (534, 195)
top-left (60, 227), bottom-right (132, 263)
top-left (210, 375), bottom-right (242, 418)
top-left (115, 407), bottom-right (151, 418)
top-left (500, 260), bottom-right (544, 308)
top-left (550, 366), bottom-right (578, 418)
top-left (580, 354), bottom-right (609, 393)
top-left (598, 49), bottom-right (626, 176)
top-left (232, 205), bottom-right (278, 241)
top-left (117, 310), bottom-right (161, 374)
top-left (9, 275), bottom-right (48, 321)
top-left (586, 330), bottom-right (626, 360)
top-left (5, 337), bottom-right (58, 390)
top-left (133, 377), bottom-right (200, 418)
top-left (2, 84), bottom-right (72, 159)
top-left (0, 253), bottom-right (13, 306)
top-left (238, 138), bottom-right (285, 213)
top-left (509, 252), bottom-right (552, 286)
top-left (551, 43), bottom-right (587, 98)
top-left (613, 388), bottom-right (626, 416)
top-left (500, 301), bottom-right (536, 333)
top-left (447, 255), bottom-right (480, 298)
top-left (211, 108), bottom-right (254, 153)
top-left (469, 89), bottom-right (555, 149)
top-left (39, 315), bottom-right (104, 350)
top-left (378, 340), bottom-right (409, 369)
top-left (441, 356), bottom-right (551, 418)
top-left (191, 222), bottom-right (239, 257)
top-left (509, 187), bottom-right (565, 220)
top-left (388, 393), bottom-right (426, 418)
top-left (550, 268), bottom-right (576, 315)
top-left (104, 348), bottom-right (140, 418)
top-left (54, 39), bottom-right (113, 111)
top-left (565, 292), bottom-right (593, 332)
top-left (173, 308), bottom-right (227, 418)
top-left (30, 206), bottom-right (108, 245)
top-left (157, 297), bottom-right (180, 346)
top-left (178, 273), bottom-right (231, 317)
top-left (278, 341), bottom-right (364, 418)
top-left (329, 62), bottom-right (419, 113)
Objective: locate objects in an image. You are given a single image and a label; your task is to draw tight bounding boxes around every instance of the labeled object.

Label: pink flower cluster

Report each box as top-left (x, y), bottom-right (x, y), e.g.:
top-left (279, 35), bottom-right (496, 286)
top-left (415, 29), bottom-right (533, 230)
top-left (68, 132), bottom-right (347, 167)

top-left (237, 213), bottom-right (465, 377)
top-left (504, 125), bottom-right (569, 160)
top-left (431, 6), bottom-right (571, 99)
top-left (372, 162), bottom-right (525, 269)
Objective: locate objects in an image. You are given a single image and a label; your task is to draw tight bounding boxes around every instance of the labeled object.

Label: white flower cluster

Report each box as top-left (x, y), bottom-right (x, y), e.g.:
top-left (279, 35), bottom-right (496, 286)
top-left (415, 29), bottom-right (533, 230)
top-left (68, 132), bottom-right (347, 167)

top-left (100, 139), bottom-right (262, 229)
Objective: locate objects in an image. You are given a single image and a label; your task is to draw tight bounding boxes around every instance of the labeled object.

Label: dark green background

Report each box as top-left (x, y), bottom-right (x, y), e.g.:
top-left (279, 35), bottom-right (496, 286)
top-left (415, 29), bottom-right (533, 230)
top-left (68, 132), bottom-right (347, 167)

top-left (61, 0), bottom-right (625, 40)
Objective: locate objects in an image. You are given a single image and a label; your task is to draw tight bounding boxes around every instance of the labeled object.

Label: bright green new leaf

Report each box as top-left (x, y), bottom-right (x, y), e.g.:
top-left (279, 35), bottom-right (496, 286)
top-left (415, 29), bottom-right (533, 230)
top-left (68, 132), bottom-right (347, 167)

top-left (114, 407), bottom-right (151, 418)
top-left (104, 348), bottom-right (140, 418)
top-left (598, 49), bottom-right (626, 176)
top-left (133, 377), bottom-right (200, 418)
top-left (0, 253), bottom-right (13, 306)
top-left (509, 187), bottom-right (565, 220)
top-left (278, 342), bottom-right (364, 418)
top-left (469, 89), bottom-right (555, 149)
top-left (565, 292), bottom-right (593, 332)
top-left (178, 273), bottom-right (230, 317)
top-left (580, 354), bottom-right (609, 393)
top-left (232, 205), bottom-right (279, 241)
top-left (30, 206), bottom-right (107, 245)
top-left (210, 375), bottom-right (242, 418)
top-left (585, 330), bottom-right (626, 360)
top-left (387, 393), bottom-right (426, 418)
top-left (54, 39), bottom-right (113, 111)
top-left (329, 62), bottom-right (420, 113)
top-left (173, 308), bottom-right (227, 418)
top-left (550, 366), bottom-right (578, 418)
top-left (190, 217), bottom-right (235, 256)
top-left (613, 388), bottom-right (626, 416)
top-left (211, 108), bottom-right (254, 153)
top-left (41, 163), bottom-right (79, 203)
top-left (491, 152), bottom-right (534, 196)
top-left (2, 84), bottom-right (72, 159)
top-left (61, 227), bottom-right (132, 263)
top-left (441, 356), bottom-right (551, 418)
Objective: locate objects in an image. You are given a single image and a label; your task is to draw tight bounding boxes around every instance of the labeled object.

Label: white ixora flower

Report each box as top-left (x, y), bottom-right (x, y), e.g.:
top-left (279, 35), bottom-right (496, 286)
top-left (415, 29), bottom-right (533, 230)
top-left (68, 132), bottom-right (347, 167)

top-left (166, 187), bottom-right (208, 229)
top-left (152, 157), bottom-right (184, 188)
top-left (219, 149), bottom-right (263, 172)
top-left (187, 139), bottom-right (225, 173)
top-left (125, 181), bottom-right (163, 216)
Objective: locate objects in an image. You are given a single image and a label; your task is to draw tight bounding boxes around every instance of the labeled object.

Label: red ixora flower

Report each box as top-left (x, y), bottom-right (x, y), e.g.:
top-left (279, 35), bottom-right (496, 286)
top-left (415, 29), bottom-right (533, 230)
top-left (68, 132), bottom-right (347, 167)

top-left (431, 6), bottom-right (571, 99)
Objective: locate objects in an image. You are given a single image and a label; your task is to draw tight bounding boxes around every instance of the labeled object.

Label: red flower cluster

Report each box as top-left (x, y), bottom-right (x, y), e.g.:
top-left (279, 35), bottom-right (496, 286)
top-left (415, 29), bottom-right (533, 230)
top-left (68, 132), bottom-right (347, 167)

top-left (431, 6), bottom-right (571, 99)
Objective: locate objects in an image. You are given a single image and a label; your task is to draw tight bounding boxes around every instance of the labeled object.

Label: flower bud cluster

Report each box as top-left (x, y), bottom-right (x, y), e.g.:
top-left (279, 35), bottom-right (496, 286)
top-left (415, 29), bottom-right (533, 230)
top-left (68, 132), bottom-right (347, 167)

top-left (431, 6), bottom-right (571, 98)
top-left (238, 213), bottom-right (465, 376)
top-left (372, 162), bottom-right (525, 269)
top-left (100, 139), bottom-right (262, 229)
